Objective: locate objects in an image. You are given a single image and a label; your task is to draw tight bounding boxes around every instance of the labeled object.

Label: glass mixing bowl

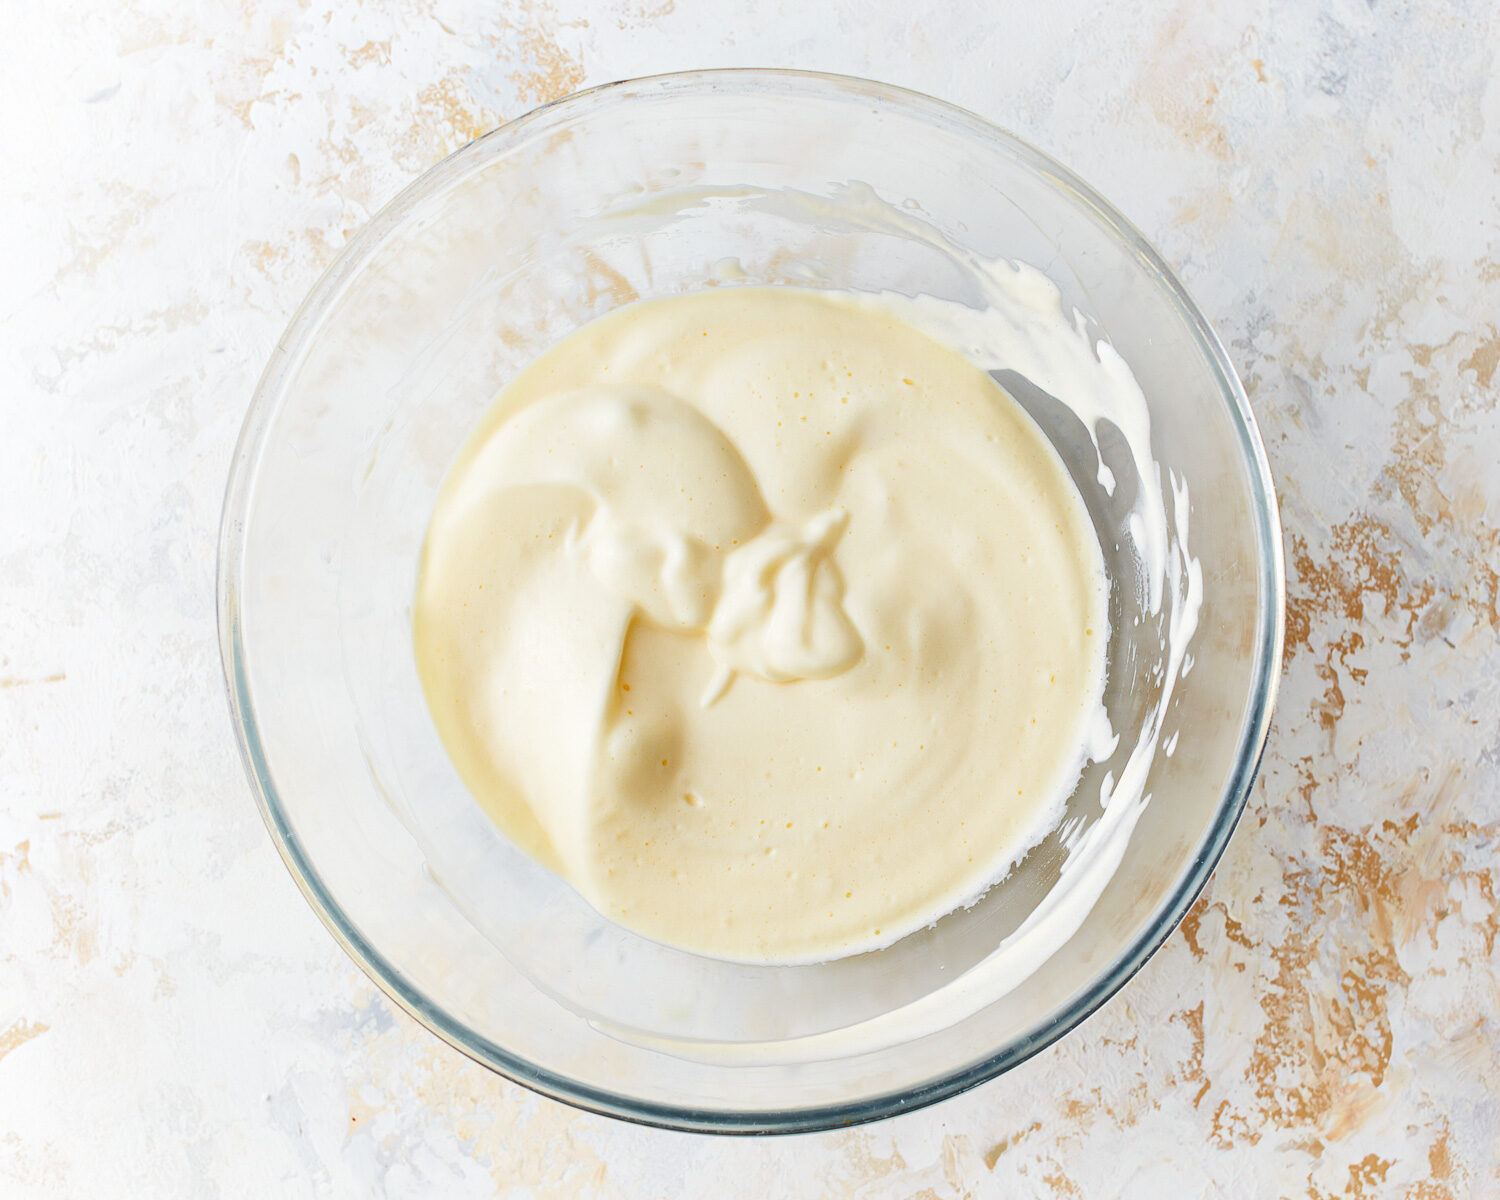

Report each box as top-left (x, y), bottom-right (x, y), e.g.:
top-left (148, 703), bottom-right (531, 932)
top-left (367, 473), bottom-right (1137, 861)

top-left (218, 70), bottom-right (1284, 1132)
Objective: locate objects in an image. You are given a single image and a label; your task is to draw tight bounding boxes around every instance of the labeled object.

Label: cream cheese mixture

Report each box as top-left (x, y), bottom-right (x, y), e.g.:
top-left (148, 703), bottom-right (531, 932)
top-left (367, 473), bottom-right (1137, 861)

top-left (414, 286), bottom-right (1109, 963)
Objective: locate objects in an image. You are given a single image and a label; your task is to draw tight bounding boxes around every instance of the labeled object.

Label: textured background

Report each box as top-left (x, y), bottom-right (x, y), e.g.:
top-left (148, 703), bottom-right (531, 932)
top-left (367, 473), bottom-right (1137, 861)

top-left (3, 1), bottom-right (1499, 1195)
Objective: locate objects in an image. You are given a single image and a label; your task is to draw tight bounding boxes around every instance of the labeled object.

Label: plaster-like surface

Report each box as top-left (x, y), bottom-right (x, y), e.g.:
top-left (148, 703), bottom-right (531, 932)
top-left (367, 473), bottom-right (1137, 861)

top-left (3, 1), bottom-right (1497, 1194)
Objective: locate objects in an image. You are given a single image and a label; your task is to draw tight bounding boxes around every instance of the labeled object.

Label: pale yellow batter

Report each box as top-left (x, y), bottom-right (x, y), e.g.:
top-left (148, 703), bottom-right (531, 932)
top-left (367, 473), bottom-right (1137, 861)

top-left (414, 287), bottom-right (1108, 963)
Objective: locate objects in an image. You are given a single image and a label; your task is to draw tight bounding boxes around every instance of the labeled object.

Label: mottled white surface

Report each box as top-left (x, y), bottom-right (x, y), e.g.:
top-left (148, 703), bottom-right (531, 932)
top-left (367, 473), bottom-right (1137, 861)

top-left (4, 1), bottom-right (1499, 1195)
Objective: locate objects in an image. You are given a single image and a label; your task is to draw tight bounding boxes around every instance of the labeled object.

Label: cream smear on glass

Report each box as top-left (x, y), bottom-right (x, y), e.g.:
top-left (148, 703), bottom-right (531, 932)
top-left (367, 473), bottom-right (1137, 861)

top-left (414, 285), bottom-right (1112, 963)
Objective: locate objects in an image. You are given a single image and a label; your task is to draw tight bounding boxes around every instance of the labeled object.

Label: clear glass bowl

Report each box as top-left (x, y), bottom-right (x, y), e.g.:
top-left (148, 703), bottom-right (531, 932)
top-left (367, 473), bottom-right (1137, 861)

top-left (218, 70), bottom-right (1284, 1133)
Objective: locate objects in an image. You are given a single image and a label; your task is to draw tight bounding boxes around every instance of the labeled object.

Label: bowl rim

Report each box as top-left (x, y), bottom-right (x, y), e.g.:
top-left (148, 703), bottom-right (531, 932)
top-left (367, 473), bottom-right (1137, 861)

top-left (217, 66), bottom-right (1286, 1135)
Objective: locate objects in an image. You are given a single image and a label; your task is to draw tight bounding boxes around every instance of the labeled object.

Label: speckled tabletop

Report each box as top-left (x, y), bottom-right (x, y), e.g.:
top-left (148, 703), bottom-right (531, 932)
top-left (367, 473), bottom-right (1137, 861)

top-left (4, 1), bottom-right (1499, 1195)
